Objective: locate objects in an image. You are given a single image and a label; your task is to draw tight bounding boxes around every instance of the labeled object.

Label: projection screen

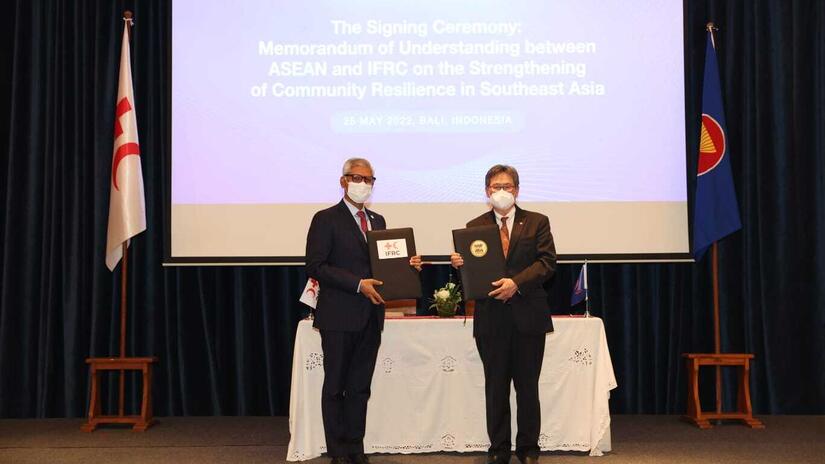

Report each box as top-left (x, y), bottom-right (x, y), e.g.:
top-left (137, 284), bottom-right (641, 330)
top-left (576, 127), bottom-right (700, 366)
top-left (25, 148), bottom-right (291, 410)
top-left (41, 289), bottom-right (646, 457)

top-left (168, 0), bottom-right (690, 264)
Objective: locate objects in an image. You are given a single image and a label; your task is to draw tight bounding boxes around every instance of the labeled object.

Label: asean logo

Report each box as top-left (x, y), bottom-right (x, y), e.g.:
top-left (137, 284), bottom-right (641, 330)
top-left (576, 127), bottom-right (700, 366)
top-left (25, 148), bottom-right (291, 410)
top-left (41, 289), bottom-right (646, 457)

top-left (470, 240), bottom-right (488, 257)
top-left (698, 114), bottom-right (726, 176)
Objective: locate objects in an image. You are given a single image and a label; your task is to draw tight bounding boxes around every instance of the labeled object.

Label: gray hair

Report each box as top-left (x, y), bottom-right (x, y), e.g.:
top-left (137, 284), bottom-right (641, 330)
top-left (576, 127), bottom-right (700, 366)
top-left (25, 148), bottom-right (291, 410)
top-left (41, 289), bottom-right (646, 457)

top-left (342, 157), bottom-right (374, 176)
top-left (485, 164), bottom-right (520, 187)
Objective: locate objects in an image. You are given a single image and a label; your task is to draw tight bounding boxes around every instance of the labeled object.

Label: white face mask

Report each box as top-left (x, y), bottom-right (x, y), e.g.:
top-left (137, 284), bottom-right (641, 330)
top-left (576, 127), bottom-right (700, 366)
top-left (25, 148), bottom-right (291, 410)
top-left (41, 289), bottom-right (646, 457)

top-left (347, 181), bottom-right (372, 203)
top-left (490, 189), bottom-right (515, 211)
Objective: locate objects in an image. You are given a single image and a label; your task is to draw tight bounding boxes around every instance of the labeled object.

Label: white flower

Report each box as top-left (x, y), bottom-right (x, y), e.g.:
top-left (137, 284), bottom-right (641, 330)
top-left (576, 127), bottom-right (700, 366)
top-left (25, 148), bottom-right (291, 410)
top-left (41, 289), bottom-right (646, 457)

top-left (447, 282), bottom-right (456, 289)
top-left (436, 289), bottom-right (450, 300)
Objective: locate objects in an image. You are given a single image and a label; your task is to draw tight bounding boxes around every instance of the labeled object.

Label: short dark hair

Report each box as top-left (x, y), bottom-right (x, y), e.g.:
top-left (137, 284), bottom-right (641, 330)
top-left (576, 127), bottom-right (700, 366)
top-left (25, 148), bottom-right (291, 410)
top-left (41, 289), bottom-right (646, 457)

top-left (485, 164), bottom-right (520, 188)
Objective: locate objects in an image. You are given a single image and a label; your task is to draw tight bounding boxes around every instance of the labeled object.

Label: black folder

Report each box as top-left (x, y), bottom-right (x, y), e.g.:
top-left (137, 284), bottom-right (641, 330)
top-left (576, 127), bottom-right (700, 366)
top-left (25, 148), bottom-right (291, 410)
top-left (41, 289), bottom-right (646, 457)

top-left (452, 224), bottom-right (507, 300)
top-left (366, 228), bottom-right (422, 301)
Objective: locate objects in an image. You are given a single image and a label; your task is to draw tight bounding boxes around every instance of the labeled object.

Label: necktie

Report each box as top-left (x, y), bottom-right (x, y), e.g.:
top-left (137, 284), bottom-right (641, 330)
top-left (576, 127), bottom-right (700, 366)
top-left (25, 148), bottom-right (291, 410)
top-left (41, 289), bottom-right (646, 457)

top-left (500, 216), bottom-right (510, 258)
top-left (356, 210), bottom-right (369, 236)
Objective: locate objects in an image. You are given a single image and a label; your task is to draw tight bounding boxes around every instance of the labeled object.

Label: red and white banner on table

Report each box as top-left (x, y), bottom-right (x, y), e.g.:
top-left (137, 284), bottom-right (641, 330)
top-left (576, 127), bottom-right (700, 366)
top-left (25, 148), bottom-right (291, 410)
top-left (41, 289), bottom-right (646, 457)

top-left (106, 19), bottom-right (146, 271)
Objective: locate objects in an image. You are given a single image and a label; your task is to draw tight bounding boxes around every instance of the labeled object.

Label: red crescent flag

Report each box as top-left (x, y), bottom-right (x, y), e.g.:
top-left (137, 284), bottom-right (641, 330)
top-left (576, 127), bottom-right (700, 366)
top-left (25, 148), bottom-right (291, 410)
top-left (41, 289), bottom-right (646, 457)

top-left (299, 278), bottom-right (320, 309)
top-left (106, 20), bottom-right (146, 271)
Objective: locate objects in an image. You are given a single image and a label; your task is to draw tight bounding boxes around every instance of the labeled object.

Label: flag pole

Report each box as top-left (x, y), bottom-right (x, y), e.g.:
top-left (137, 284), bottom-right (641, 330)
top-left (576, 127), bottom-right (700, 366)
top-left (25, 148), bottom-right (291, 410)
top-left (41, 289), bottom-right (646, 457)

top-left (712, 241), bottom-right (722, 417)
top-left (712, 242), bottom-right (722, 413)
top-left (117, 10), bottom-right (135, 418)
top-left (706, 21), bottom-right (723, 418)
top-left (119, 241), bottom-right (128, 360)
top-left (119, 241), bottom-right (127, 416)
top-left (583, 260), bottom-right (591, 318)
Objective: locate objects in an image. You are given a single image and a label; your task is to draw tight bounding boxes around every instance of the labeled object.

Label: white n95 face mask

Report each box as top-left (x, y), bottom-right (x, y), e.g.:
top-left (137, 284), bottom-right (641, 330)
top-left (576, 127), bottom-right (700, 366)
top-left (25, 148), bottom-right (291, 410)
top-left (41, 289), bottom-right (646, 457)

top-left (490, 189), bottom-right (515, 210)
top-left (347, 181), bottom-right (372, 203)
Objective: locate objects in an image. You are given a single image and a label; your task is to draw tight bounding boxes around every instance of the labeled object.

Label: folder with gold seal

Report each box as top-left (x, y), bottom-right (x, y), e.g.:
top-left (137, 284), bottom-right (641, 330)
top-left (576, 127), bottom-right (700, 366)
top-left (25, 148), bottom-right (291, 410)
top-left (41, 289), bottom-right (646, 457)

top-left (452, 224), bottom-right (507, 300)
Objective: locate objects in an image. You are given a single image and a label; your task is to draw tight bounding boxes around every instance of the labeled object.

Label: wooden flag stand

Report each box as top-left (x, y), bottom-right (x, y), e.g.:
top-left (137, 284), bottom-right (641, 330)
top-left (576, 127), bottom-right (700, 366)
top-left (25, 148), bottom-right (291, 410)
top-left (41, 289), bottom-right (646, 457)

top-left (82, 242), bottom-right (157, 432)
top-left (82, 12), bottom-right (156, 432)
top-left (681, 243), bottom-right (764, 429)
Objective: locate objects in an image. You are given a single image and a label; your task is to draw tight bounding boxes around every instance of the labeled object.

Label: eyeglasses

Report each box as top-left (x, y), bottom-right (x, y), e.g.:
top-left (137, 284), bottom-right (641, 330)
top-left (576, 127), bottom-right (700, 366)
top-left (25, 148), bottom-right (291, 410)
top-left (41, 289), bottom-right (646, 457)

top-left (488, 183), bottom-right (516, 192)
top-left (344, 173), bottom-right (376, 185)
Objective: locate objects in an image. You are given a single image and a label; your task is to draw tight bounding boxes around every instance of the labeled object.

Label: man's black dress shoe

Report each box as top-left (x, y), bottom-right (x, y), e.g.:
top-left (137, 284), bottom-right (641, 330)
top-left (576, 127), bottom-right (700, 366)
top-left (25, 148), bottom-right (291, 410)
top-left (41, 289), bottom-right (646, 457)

top-left (329, 457), bottom-right (352, 464)
top-left (517, 456), bottom-right (539, 464)
top-left (487, 454), bottom-right (510, 464)
top-left (349, 453), bottom-right (370, 464)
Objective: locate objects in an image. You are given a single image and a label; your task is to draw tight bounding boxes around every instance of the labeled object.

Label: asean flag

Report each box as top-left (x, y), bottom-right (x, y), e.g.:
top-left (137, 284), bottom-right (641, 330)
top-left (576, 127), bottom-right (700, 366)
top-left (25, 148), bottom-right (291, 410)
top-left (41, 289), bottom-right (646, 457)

top-left (106, 20), bottom-right (146, 271)
top-left (693, 31), bottom-right (741, 261)
top-left (571, 263), bottom-right (587, 306)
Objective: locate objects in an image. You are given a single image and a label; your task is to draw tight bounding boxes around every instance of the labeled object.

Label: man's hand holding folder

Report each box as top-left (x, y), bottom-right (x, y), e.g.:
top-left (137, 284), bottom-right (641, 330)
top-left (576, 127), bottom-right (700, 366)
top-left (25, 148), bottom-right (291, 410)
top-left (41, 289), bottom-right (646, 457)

top-left (450, 253), bottom-right (518, 302)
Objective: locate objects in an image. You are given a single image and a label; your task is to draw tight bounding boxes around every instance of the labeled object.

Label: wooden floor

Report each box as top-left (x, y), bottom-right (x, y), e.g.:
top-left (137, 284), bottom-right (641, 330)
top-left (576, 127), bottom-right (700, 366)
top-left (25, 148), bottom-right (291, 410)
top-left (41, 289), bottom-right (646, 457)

top-left (1, 415), bottom-right (823, 463)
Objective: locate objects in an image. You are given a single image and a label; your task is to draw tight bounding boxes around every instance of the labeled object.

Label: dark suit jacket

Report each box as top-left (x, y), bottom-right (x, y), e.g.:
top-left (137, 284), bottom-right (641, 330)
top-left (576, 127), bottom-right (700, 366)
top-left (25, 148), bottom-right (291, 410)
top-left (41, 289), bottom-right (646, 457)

top-left (467, 206), bottom-right (557, 336)
top-left (306, 200), bottom-right (387, 331)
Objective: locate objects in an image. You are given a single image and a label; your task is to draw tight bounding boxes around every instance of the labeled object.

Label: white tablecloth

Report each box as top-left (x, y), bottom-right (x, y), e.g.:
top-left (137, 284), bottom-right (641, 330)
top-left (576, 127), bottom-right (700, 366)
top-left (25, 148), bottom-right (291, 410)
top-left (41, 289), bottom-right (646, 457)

top-left (287, 316), bottom-right (617, 461)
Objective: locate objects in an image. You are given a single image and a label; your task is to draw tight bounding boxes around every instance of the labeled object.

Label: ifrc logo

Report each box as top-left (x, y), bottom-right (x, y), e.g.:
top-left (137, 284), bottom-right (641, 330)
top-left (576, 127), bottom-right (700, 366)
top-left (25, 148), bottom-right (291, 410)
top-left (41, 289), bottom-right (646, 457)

top-left (697, 114), bottom-right (726, 176)
top-left (112, 97), bottom-right (141, 190)
top-left (306, 278), bottom-right (319, 298)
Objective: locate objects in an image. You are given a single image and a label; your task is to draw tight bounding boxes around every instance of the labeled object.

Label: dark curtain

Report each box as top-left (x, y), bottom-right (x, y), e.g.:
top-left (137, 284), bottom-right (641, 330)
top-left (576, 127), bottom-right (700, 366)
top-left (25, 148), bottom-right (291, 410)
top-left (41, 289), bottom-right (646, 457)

top-left (1, 0), bottom-right (823, 418)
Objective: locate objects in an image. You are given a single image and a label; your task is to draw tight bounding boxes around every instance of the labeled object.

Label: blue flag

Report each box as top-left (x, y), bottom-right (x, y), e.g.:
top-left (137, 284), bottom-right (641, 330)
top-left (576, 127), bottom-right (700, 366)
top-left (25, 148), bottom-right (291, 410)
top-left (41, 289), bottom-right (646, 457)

top-left (693, 31), bottom-right (742, 260)
top-left (571, 263), bottom-right (587, 306)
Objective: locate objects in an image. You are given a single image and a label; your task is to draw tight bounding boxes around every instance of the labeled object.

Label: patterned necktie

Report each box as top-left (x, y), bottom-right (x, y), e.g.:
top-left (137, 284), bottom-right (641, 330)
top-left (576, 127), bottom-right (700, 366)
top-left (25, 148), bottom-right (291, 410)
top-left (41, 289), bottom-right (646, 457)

top-left (500, 216), bottom-right (510, 258)
top-left (356, 210), bottom-right (369, 236)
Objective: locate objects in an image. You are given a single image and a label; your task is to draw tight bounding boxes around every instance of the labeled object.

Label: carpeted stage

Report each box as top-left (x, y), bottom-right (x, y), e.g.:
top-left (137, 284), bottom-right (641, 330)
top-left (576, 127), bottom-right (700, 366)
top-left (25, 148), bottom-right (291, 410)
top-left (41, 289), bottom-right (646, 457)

top-left (1, 415), bottom-right (822, 463)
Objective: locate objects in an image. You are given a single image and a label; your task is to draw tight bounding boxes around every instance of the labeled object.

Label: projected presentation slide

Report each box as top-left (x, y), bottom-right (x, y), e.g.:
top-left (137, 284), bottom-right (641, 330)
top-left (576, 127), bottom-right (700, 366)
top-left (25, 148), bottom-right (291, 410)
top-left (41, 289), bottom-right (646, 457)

top-left (170, 0), bottom-right (689, 262)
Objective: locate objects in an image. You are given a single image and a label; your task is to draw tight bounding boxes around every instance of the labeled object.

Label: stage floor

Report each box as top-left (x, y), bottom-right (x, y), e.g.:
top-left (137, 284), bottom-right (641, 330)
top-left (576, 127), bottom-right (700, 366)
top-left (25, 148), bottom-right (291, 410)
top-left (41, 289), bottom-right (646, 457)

top-left (1, 415), bottom-right (823, 463)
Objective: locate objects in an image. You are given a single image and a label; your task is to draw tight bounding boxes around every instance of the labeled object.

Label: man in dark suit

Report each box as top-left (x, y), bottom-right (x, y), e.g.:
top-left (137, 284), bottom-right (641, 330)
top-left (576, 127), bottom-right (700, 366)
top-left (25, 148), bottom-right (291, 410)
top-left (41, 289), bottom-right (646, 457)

top-left (306, 158), bottom-right (421, 464)
top-left (451, 164), bottom-right (557, 464)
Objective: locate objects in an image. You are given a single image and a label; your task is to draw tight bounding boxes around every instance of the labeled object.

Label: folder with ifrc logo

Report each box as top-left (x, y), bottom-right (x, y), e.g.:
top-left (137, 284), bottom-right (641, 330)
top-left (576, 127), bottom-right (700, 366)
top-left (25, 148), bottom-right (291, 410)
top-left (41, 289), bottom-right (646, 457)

top-left (366, 228), bottom-right (422, 301)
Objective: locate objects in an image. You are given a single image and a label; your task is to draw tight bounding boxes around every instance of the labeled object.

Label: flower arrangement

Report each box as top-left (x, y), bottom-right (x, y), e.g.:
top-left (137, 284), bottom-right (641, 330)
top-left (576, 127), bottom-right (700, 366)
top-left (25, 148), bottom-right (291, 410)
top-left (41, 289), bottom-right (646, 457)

top-left (429, 280), bottom-right (463, 318)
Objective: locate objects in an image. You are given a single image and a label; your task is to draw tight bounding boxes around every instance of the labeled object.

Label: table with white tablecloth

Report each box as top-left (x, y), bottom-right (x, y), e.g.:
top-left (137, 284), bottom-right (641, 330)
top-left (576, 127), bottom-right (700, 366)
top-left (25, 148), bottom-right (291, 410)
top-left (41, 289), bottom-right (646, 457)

top-left (287, 316), bottom-right (617, 461)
